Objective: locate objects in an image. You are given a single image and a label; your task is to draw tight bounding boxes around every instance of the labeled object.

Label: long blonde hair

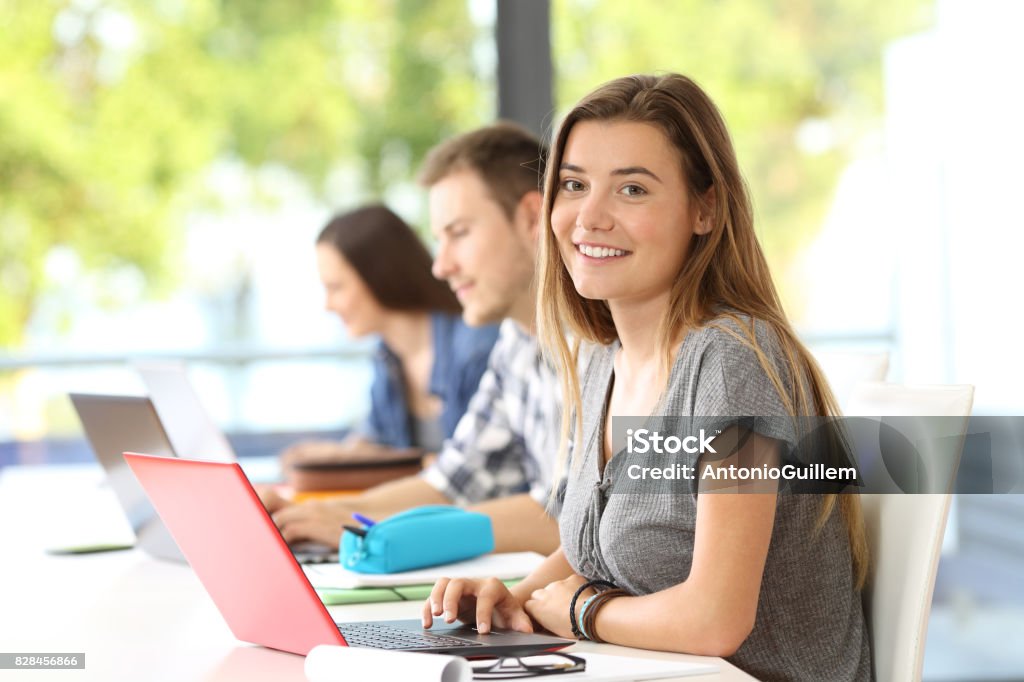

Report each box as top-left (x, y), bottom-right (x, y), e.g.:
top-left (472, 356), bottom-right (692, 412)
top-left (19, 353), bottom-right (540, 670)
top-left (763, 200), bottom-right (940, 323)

top-left (536, 73), bottom-right (868, 588)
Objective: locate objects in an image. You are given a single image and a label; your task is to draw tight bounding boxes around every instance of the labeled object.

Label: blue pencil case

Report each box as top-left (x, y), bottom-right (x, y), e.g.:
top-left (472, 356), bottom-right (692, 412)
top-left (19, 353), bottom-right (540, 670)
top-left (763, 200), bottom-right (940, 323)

top-left (340, 505), bottom-right (494, 574)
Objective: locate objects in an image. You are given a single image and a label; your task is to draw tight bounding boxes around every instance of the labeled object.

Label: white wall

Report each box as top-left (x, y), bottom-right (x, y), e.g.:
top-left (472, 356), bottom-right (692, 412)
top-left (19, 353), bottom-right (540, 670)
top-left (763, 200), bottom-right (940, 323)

top-left (886, 0), bottom-right (1024, 413)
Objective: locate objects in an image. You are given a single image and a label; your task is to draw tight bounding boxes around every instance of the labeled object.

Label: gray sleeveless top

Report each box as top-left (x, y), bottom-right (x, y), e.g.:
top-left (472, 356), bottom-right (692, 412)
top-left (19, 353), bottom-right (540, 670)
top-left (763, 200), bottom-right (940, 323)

top-left (559, 315), bottom-right (872, 681)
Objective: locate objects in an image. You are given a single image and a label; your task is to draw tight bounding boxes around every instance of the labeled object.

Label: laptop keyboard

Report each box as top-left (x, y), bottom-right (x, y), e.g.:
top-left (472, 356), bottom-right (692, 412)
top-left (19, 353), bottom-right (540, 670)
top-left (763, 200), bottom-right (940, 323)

top-left (337, 622), bottom-right (483, 650)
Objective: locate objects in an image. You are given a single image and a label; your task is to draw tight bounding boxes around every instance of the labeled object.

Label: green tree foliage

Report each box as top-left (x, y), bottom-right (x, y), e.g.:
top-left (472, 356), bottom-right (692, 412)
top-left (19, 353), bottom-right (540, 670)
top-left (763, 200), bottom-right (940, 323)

top-left (1, 0), bottom-right (932, 347)
top-left (552, 0), bottom-right (932, 313)
top-left (0, 0), bottom-right (488, 347)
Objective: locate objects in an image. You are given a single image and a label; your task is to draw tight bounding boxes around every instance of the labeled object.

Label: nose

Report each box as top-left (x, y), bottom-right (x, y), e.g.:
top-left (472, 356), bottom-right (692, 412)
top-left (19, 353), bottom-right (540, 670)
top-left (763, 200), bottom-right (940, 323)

top-left (432, 241), bottom-right (454, 281)
top-left (575, 192), bottom-right (613, 232)
top-left (324, 293), bottom-right (338, 315)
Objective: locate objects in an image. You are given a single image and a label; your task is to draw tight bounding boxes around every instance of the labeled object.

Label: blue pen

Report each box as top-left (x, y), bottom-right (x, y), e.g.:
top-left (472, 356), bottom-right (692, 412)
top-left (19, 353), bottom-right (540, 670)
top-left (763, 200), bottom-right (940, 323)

top-left (353, 512), bottom-right (377, 528)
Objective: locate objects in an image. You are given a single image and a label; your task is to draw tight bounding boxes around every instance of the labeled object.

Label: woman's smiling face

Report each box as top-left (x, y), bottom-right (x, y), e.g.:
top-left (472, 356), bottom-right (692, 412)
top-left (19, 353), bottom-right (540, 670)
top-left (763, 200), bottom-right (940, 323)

top-left (551, 119), bottom-right (710, 306)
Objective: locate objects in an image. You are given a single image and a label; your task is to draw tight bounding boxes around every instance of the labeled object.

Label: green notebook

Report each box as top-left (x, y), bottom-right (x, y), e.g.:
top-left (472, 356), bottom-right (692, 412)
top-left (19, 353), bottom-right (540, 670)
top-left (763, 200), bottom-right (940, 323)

top-left (45, 542), bottom-right (135, 555)
top-left (392, 584), bottom-right (435, 601)
top-left (316, 587), bottom-right (403, 605)
top-left (316, 579), bottom-right (520, 606)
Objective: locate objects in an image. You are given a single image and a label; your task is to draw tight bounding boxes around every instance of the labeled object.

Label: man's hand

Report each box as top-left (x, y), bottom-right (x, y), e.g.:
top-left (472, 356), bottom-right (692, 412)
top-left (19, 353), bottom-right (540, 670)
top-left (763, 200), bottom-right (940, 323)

top-left (254, 484), bottom-right (291, 514)
top-left (272, 498), bottom-right (355, 547)
top-left (268, 477), bottom-right (450, 547)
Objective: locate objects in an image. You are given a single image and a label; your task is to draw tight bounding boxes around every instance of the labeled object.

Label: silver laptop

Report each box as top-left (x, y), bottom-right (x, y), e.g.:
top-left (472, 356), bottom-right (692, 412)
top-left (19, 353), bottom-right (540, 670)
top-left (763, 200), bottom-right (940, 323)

top-left (133, 360), bottom-right (279, 482)
top-left (68, 393), bottom-right (186, 562)
top-left (69, 393), bottom-right (334, 564)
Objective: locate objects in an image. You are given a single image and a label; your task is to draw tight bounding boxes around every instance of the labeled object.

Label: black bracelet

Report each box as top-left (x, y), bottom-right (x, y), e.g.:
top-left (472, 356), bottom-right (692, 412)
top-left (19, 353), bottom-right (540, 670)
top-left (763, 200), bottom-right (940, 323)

top-left (569, 579), bottom-right (616, 638)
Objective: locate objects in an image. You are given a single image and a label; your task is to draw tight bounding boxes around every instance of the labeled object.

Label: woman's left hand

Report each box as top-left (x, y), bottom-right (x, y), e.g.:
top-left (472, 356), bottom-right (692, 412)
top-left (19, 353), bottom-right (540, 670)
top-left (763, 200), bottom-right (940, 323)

top-left (523, 574), bottom-right (593, 639)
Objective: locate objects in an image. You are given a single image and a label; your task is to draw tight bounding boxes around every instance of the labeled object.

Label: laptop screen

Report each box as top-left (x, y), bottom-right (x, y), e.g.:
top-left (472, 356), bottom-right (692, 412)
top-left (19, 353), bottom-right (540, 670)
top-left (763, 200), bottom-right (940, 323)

top-left (69, 394), bottom-right (175, 532)
top-left (122, 454), bottom-right (345, 655)
top-left (133, 361), bottom-right (237, 462)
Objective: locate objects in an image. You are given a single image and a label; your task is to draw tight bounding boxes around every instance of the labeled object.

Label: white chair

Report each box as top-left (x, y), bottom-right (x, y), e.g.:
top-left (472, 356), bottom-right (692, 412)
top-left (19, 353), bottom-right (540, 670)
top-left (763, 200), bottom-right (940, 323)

top-left (812, 350), bottom-right (890, 409)
top-left (845, 382), bottom-right (975, 682)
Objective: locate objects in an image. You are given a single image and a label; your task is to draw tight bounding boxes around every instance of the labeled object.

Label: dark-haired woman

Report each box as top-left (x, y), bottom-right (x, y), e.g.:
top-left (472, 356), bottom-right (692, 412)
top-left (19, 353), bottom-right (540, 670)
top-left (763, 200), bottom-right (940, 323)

top-left (281, 204), bottom-right (499, 468)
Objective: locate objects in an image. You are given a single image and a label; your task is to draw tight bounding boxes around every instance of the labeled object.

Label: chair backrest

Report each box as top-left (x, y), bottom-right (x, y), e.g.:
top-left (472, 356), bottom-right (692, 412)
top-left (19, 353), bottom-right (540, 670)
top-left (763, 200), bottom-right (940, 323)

top-left (845, 382), bottom-right (974, 682)
top-left (813, 350), bottom-right (890, 409)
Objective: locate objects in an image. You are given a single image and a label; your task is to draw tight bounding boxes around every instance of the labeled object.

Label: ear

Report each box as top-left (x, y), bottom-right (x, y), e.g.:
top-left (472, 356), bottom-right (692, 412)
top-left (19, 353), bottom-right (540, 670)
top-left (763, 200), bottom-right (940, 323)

top-left (515, 190), bottom-right (544, 242)
top-left (693, 185), bottom-right (716, 235)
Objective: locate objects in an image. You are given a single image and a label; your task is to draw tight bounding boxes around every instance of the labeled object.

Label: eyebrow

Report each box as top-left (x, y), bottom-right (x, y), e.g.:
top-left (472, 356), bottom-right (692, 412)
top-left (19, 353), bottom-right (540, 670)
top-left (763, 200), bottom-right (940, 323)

top-left (440, 218), bottom-right (469, 235)
top-left (559, 163), bottom-right (662, 183)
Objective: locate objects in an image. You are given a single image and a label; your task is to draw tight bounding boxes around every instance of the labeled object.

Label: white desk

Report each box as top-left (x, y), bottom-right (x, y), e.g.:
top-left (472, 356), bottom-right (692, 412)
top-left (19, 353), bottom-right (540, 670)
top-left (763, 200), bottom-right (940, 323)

top-left (0, 465), bottom-right (756, 682)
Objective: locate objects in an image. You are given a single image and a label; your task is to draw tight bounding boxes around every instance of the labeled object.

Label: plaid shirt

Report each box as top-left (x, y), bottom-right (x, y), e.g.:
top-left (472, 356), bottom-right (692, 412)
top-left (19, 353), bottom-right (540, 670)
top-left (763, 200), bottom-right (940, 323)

top-left (421, 319), bottom-right (563, 510)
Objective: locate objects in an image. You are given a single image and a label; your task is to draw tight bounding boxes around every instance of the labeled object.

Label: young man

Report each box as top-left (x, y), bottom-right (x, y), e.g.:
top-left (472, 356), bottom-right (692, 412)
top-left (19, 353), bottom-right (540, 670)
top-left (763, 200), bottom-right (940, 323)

top-left (268, 123), bottom-right (562, 554)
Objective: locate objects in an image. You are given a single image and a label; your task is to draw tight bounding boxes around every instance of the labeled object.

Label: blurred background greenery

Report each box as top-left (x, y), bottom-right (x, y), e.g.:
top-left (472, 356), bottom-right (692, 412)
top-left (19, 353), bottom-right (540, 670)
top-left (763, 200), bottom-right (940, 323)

top-left (1, 0), bottom-right (930, 348)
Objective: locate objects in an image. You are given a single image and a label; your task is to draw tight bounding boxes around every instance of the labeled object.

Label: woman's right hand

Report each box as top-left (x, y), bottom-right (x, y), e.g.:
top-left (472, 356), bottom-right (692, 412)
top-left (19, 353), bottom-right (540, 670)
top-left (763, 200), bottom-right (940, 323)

top-left (422, 577), bottom-right (534, 635)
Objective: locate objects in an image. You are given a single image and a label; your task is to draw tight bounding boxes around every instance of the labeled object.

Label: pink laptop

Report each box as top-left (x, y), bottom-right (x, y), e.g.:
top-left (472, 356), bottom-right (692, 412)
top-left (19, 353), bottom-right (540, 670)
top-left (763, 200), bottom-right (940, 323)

top-left (123, 453), bottom-right (570, 657)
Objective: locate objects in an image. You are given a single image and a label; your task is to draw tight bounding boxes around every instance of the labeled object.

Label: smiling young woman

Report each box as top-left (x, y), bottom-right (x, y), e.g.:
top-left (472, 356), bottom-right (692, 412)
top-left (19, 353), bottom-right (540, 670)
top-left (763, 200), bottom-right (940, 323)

top-left (424, 74), bottom-right (871, 682)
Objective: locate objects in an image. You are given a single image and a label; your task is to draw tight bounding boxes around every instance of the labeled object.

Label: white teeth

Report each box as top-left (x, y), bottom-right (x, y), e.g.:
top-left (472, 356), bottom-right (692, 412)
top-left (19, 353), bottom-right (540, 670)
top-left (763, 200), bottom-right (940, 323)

top-left (578, 244), bottom-right (626, 258)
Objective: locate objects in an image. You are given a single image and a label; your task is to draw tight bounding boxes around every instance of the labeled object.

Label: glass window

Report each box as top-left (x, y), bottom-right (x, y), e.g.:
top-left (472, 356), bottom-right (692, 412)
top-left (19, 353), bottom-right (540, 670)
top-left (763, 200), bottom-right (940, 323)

top-left (0, 1), bottom-right (497, 454)
top-left (551, 0), bottom-right (932, 358)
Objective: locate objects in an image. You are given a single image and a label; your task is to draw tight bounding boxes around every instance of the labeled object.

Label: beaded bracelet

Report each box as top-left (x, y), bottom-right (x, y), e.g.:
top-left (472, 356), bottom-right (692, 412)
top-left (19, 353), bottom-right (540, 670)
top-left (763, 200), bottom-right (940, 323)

top-left (580, 587), bottom-right (628, 643)
top-left (569, 579), bottom-right (616, 638)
